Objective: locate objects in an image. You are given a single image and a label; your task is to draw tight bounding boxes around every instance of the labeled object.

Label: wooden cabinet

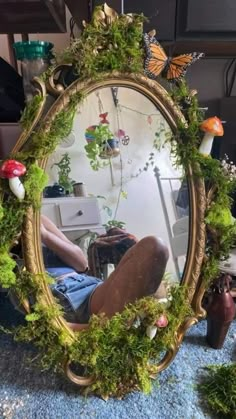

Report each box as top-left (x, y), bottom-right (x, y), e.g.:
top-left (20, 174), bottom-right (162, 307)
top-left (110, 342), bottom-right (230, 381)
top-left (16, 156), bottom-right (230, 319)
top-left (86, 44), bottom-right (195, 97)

top-left (177, 0), bottom-right (236, 40)
top-left (0, 0), bottom-right (66, 33)
top-left (125, 0), bottom-right (176, 41)
top-left (88, 0), bottom-right (236, 56)
top-left (41, 197), bottom-right (104, 234)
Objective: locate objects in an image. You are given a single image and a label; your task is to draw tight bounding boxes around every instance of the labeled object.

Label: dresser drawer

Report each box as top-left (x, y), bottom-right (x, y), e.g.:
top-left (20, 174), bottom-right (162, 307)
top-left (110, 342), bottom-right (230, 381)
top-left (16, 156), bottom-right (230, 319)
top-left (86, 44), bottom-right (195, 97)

top-left (59, 199), bottom-right (100, 227)
top-left (41, 203), bottom-right (60, 227)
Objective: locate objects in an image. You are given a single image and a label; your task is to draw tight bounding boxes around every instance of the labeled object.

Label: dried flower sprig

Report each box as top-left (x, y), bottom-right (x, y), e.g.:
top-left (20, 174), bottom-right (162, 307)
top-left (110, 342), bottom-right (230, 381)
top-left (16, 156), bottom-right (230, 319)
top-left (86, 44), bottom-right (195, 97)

top-left (221, 154), bottom-right (236, 181)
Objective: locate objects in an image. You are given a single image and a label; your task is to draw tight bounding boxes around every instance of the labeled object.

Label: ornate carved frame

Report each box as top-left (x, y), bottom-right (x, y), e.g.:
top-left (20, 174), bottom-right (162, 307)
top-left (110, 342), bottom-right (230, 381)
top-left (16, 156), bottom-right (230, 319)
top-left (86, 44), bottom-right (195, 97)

top-left (16, 71), bottom-right (207, 386)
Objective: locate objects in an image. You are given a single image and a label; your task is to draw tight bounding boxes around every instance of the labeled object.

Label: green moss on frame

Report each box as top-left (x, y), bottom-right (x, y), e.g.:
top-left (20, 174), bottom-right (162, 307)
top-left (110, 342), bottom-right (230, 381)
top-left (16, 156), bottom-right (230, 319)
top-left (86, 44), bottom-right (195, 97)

top-left (58, 6), bottom-right (145, 79)
top-left (0, 249), bottom-right (16, 288)
top-left (24, 164), bottom-right (49, 209)
top-left (20, 94), bottom-right (44, 131)
top-left (170, 80), bottom-right (236, 287)
top-left (14, 92), bottom-right (83, 163)
top-left (13, 283), bottom-right (190, 398)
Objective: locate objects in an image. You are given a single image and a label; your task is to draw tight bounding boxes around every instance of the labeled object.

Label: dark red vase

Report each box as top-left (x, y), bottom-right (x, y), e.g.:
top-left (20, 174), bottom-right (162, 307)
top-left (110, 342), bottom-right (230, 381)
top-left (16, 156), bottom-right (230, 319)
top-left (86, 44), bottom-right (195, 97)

top-left (206, 274), bottom-right (236, 349)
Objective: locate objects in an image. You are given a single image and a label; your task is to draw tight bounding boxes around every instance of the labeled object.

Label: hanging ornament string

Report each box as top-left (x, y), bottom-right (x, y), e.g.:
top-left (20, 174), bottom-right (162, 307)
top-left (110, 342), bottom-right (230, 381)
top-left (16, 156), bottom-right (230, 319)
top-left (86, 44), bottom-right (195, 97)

top-left (120, 102), bottom-right (165, 152)
top-left (119, 104), bottom-right (160, 127)
top-left (113, 100), bottom-right (126, 220)
top-left (96, 91), bottom-right (105, 115)
top-left (96, 91), bottom-right (116, 186)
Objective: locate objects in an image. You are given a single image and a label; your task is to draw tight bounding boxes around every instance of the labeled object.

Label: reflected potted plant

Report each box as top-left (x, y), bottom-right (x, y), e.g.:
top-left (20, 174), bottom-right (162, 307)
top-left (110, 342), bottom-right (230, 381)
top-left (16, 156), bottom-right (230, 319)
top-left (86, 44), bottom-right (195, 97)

top-left (85, 114), bottom-right (120, 170)
top-left (52, 153), bottom-right (76, 195)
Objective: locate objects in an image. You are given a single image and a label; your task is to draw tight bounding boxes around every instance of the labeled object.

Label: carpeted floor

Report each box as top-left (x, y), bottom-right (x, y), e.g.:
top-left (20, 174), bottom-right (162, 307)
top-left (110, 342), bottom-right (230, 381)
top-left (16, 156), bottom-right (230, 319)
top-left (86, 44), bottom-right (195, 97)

top-left (0, 293), bottom-right (235, 419)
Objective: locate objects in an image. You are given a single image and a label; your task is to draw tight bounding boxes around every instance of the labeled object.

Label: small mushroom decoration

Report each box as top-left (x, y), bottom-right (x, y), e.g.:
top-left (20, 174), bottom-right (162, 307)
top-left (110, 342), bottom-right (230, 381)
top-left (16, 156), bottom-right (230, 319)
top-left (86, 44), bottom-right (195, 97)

top-left (146, 325), bottom-right (158, 340)
top-left (199, 116), bottom-right (224, 156)
top-left (0, 160), bottom-right (26, 201)
top-left (146, 314), bottom-right (169, 340)
top-left (156, 314), bottom-right (169, 328)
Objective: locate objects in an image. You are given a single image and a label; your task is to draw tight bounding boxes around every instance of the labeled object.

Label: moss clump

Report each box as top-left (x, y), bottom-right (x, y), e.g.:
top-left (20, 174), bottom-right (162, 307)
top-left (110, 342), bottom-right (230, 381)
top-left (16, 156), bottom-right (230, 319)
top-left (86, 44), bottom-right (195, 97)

top-left (69, 286), bottom-right (191, 398)
top-left (0, 196), bottom-right (26, 248)
top-left (15, 285), bottom-right (189, 399)
top-left (14, 300), bottom-right (71, 370)
top-left (0, 250), bottom-right (16, 288)
top-left (24, 164), bottom-right (48, 209)
top-left (59, 6), bottom-right (145, 79)
top-left (10, 282), bottom-right (190, 398)
top-left (198, 364), bottom-right (236, 418)
top-left (20, 94), bottom-right (44, 131)
top-left (205, 204), bottom-right (234, 228)
top-left (0, 204), bottom-right (4, 221)
top-left (15, 93), bottom-right (83, 163)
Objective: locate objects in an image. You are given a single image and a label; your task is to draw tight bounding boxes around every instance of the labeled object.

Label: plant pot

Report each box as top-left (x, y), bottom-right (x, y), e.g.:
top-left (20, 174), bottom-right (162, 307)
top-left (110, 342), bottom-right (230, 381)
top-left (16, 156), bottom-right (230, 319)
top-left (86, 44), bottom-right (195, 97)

top-left (43, 183), bottom-right (66, 198)
top-left (100, 139), bottom-right (120, 159)
top-left (206, 290), bottom-right (236, 349)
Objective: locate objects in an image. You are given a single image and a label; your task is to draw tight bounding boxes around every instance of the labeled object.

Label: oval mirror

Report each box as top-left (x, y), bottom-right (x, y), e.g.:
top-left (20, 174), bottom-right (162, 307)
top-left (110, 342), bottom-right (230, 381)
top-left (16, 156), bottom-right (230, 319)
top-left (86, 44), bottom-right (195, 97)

top-left (7, 73), bottom-right (206, 397)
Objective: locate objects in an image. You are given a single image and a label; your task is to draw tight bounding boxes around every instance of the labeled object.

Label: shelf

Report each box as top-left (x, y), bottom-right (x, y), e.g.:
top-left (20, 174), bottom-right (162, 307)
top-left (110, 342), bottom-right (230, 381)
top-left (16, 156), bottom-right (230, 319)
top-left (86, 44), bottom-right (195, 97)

top-left (0, 0), bottom-right (66, 34)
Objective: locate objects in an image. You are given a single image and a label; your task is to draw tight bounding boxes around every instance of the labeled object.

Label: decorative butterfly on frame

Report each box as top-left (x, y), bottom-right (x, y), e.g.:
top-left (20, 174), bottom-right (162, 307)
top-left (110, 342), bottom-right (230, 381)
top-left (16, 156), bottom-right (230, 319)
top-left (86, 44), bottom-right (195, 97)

top-left (144, 32), bottom-right (204, 82)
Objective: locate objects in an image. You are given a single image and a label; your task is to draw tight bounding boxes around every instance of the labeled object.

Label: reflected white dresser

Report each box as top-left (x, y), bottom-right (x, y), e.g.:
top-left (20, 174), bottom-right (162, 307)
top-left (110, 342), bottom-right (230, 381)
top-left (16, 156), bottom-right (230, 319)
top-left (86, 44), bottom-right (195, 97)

top-left (41, 197), bottom-right (105, 240)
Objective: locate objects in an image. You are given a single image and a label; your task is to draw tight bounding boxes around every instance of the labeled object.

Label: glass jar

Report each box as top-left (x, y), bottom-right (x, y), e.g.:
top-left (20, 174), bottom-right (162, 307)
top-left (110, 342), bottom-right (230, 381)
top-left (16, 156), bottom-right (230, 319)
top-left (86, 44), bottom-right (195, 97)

top-left (13, 41), bottom-right (54, 102)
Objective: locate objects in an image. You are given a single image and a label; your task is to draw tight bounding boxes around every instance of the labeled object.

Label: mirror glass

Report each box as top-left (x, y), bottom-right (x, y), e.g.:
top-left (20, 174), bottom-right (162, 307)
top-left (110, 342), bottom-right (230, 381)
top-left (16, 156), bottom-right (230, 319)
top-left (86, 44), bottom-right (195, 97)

top-left (40, 86), bottom-right (189, 324)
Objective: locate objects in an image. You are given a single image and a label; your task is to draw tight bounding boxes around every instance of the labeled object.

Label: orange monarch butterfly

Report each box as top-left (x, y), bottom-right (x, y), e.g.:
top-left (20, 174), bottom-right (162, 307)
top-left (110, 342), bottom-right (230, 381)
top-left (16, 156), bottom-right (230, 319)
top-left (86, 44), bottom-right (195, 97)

top-left (144, 33), bottom-right (204, 81)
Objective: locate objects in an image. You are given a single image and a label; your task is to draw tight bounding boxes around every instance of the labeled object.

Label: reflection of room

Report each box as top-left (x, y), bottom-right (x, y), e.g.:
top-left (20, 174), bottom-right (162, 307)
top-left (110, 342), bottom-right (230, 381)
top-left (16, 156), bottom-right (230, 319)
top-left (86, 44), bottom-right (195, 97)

top-left (45, 87), bottom-right (188, 281)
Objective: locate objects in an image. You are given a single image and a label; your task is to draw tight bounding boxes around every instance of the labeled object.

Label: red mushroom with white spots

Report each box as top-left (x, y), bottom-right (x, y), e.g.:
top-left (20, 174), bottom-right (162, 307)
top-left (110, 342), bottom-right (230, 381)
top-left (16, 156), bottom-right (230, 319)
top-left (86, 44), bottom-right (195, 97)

top-left (0, 160), bottom-right (26, 200)
top-left (199, 116), bottom-right (224, 156)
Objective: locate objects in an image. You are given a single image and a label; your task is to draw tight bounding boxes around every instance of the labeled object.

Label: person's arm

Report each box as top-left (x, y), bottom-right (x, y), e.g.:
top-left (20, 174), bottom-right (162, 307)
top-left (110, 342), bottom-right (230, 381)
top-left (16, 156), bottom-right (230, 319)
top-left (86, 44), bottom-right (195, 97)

top-left (41, 214), bottom-right (72, 244)
top-left (41, 215), bottom-right (88, 273)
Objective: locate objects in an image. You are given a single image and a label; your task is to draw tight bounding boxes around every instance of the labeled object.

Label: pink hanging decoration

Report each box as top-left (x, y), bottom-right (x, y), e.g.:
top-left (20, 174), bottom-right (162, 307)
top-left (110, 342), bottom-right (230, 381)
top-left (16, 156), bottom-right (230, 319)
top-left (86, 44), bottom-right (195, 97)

top-left (116, 129), bottom-right (125, 138)
top-left (147, 115), bottom-right (153, 125)
top-left (99, 112), bottom-right (109, 124)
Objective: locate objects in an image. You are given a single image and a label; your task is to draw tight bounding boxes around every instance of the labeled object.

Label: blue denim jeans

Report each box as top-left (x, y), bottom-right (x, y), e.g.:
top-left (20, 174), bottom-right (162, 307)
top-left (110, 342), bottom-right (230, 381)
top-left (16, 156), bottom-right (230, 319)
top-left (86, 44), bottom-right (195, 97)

top-left (48, 268), bottom-right (102, 323)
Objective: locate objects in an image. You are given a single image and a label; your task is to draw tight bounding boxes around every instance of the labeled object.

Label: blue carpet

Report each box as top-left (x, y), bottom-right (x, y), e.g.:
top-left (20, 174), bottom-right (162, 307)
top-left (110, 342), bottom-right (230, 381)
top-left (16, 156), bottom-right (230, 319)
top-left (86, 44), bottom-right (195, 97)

top-left (0, 293), bottom-right (235, 419)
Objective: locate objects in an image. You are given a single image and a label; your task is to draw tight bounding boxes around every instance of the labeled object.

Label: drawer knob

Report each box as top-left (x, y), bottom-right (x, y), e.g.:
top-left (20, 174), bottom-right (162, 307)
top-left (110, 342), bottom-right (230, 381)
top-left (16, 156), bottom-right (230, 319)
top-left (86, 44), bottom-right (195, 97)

top-left (77, 210), bottom-right (84, 216)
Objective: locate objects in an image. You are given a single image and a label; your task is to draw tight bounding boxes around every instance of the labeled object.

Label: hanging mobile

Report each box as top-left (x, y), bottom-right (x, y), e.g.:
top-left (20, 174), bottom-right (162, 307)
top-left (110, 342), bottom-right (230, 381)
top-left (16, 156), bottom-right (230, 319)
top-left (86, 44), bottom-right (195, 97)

top-left (122, 135), bottom-right (130, 145)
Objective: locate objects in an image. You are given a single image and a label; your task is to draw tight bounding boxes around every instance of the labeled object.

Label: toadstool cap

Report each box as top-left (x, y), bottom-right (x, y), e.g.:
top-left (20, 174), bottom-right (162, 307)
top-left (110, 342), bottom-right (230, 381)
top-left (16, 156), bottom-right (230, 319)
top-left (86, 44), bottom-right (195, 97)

top-left (0, 160), bottom-right (26, 179)
top-left (200, 116), bottom-right (224, 136)
top-left (155, 314), bottom-right (168, 328)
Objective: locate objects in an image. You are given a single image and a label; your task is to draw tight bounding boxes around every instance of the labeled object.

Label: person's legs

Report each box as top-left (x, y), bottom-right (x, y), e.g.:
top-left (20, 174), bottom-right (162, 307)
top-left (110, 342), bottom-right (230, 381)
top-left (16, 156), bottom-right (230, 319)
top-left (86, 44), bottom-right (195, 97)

top-left (90, 236), bottom-right (169, 318)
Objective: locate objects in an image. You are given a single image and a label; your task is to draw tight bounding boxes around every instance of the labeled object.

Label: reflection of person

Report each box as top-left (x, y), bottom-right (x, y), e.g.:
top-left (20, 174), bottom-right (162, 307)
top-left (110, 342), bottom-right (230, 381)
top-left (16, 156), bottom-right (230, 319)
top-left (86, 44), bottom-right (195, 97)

top-left (41, 215), bottom-right (169, 331)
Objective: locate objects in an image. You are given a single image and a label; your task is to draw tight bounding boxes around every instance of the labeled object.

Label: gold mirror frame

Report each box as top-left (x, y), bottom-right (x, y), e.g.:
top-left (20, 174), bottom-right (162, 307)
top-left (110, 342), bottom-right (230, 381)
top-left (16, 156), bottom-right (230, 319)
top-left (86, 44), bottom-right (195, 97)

top-left (17, 71), bottom-right (206, 387)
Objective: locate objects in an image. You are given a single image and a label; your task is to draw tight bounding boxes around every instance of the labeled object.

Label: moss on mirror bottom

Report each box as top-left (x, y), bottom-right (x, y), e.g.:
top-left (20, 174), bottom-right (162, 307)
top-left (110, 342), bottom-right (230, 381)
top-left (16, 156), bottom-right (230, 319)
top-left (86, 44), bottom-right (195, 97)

top-left (10, 278), bottom-right (191, 398)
